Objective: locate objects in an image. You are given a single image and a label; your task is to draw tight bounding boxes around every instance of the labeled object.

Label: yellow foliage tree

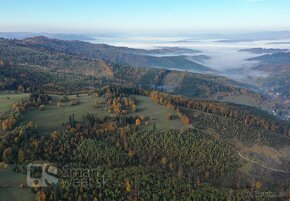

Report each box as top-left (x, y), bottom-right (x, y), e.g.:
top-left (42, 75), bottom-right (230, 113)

top-left (132, 104), bottom-right (137, 112)
top-left (255, 181), bottom-right (262, 190)
top-left (135, 119), bottom-right (141, 126)
top-left (125, 178), bottom-right (131, 192)
top-left (1, 120), bottom-right (9, 131)
top-left (161, 157), bottom-right (167, 165)
top-left (2, 118), bottom-right (16, 131)
top-left (51, 131), bottom-right (58, 141)
top-left (18, 149), bottom-right (25, 163)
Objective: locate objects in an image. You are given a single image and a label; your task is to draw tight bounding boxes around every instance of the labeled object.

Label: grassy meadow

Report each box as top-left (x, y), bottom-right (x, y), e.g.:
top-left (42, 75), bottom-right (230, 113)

top-left (0, 91), bottom-right (29, 117)
top-left (131, 95), bottom-right (185, 131)
top-left (22, 94), bottom-right (185, 135)
top-left (0, 168), bottom-right (36, 201)
top-left (23, 94), bottom-right (106, 135)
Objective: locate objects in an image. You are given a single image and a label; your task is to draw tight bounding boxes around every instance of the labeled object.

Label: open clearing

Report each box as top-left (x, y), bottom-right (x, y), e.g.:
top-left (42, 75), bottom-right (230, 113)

top-left (0, 91), bottom-right (29, 117)
top-left (0, 91), bottom-right (29, 135)
top-left (23, 94), bottom-right (104, 134)
top-left (23, 94), bottom-right (185, 135)
top-left (131, 95), bottom-right (185, 131)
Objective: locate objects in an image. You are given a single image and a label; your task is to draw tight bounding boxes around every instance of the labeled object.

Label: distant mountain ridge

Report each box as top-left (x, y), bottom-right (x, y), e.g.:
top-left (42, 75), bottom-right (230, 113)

top-left (211, 31), bottom-right (290, 42)
top-left (0, 36), bottom-right (260, 100)
top-left (248, 52), bottom-right (290, 64)
top-left (19, 36), bottom-right (213, 73)
top-left (239, 48), bottom-right (289, 54)
top-left (110, 46), bottom-right (202, 55)
top-left (2, 30), bottom-right (290, 43)
top-left (0, 32), bottom-right (96, 41)
top-left (174, 31), bottom-right (290, 42)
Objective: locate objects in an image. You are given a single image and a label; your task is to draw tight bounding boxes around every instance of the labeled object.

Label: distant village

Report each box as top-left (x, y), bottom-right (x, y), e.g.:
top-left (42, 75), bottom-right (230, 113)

top-left (268, 90), bottom-right (290, 121)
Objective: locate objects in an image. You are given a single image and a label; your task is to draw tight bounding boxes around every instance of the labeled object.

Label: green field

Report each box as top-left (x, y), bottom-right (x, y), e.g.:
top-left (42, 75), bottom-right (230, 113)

top-left (0, 168), bottom-right (36, 201)
top-left (0, 91), bottom-right (29, 117)
top-left (0, 91), bottom-right (30, 135)
top-left (23, 94), bottom-right (185, 135)
top-left (23, 94), bottom-right (106, 135)
top-left (132, 95), bottom-right (185, 131)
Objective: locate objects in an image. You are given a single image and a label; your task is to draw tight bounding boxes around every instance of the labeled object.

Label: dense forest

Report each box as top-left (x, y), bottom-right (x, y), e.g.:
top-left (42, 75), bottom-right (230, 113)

top-left (1, 87), bottom-right (290, 200)
top-left (149, 91), bottom-right (290, 136)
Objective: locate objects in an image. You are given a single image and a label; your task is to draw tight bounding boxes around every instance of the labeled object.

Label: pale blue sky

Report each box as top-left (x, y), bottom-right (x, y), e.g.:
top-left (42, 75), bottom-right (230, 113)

top-left (1, 0), bottom-right (290, 33)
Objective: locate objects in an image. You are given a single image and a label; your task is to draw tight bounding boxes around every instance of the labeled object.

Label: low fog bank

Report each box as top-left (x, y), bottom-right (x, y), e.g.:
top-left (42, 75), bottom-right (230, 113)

top-left (221, 69), bottom-right (269, 84)
top-left (89, 35), bottom-right (290, 84)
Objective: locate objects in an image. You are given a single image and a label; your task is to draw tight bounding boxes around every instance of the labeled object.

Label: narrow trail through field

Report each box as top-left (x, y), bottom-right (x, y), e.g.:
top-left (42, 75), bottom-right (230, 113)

top-left (185, 124), bottom-right (290, 174)
top-left (236, 150), bottom-right (290, 174)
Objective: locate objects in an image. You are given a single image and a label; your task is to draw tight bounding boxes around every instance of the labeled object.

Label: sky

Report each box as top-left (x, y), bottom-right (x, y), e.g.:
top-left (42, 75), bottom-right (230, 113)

top-left (1, 0), bottom-right (290, 33)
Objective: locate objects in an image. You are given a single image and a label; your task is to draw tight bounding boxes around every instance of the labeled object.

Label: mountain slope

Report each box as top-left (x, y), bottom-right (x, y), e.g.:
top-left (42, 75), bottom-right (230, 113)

top-left (19, 36), bottom-right (213, 72)
top-left (249, 52), bottom-right (290, 98)
top-left (0, 37), bottom-right (260, 101)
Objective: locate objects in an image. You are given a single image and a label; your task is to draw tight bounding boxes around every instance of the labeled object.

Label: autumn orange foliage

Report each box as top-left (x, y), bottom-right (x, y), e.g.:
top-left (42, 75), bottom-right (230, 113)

top-left (182, 115), bottom-right (190, 125)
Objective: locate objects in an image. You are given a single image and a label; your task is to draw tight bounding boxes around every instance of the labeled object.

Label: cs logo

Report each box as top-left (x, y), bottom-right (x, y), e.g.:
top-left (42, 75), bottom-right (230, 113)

top-left (27, 163), bottom-right (58, 187)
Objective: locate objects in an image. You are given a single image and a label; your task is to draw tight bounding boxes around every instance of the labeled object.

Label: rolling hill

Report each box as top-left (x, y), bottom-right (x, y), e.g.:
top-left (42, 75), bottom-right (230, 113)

top-left (19, 36), bottom-right (213, 72)
top-left (0, 37), bottom-right (262, 101)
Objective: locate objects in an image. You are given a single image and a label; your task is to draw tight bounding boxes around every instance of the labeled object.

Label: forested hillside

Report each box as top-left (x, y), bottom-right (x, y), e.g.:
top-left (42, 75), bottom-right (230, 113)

top-left (249, 52), bottom-right (290, 98)
top-left (0, 37), bottom-right (263, 101)
top-left (1, 86), bottom-right (290, 200)
top-left (11, 36), bottom-right (212, 72)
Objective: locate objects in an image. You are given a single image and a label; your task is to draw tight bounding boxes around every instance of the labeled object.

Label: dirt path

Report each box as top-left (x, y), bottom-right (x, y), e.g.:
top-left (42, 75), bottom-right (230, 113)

top-left (236, 150), bottom-right (290, 174)
top-left (185, 124), bottom-right (290, 174)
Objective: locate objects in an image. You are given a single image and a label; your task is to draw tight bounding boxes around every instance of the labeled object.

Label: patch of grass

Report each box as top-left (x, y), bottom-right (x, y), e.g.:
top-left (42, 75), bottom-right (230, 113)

top-left (0, 91), bottom-right (29, 116)
top-left (131, 95), bottom-right (185, 131)
top-left (23, 94), bottom-right (107, 135)
top-left (23, 94), bottom-right (185, 135)
top-left (0, 168), bottom-right (36, 201)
